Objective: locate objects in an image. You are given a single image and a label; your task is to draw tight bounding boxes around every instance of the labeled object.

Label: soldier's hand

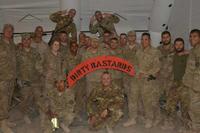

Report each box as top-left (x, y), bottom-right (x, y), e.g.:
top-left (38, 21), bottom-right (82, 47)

top-left (100, 109), bottom-right (108, 118)
top-left (90, 15), bottom-right (96, 24)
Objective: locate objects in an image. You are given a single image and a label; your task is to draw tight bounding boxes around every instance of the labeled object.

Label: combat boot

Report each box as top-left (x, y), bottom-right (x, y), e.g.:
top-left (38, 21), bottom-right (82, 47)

top-left (0, 120), bottom-right (14, 133)
top-left (123, 118), bottom-right (136, 127)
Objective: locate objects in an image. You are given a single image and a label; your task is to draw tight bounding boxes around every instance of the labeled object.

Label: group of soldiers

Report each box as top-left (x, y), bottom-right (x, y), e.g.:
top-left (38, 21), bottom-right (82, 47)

top-left (0, 8), bottom-right (200, 133)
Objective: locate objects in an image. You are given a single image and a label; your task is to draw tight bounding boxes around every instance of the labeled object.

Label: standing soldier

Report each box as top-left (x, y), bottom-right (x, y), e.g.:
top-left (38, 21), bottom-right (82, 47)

top-left (89, 11), bottom-right (120, 37)
top-left (0, 24), bottom-right (16, 133)
top-left (123, 30), bottom-right (140, 127)
top-left (31, 26), bottom-right (48, 61)
top-left (87, 72), bottom-right (124, 133)
top-left (136, 33), bottom-right (161, 128)
top-left (41, 39), bottom-right (75, 133)
top-left (82, 38), bottom-right (108, 97)
top-left (157, 31), bottom-right (174, 98)
top-left (58, 31), bottom-right (70, 58)
top-left (107, 37), bottom-right (124, 88)
top-left (182, 29), bottom-right (200, 133)
top-left (16, 33), bottom-right (42, 124)
top-left (162, 38), bottom-right (190, 131)
top-left (50, 9), bottom-right (77, 42)
top-left (63, 41), bottom-right (86, 119)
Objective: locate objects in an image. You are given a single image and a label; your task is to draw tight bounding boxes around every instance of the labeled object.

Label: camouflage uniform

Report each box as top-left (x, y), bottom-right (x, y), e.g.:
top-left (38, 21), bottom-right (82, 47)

top-left (16, 47), bottom-right (42, 114)
top-left (136, 46), bottom-right (161, 126)
top-left (107, 47), bottom-right (124, 88)
top-left (164, 53), bottom-right (190, 128)
top-left (0, 39), bottom-right (16, 122)
top-left (81, 48), bottom-right (108, 97)
top-left (41, 49), bottom-right (65, 132)
top-left (42, 87), bottom-right (75, 133)
top-left (183, 44), bottom-right (200, 131)
top-left (60, 43), bottom-right (70, 59)
top-left (63, 52), bottom-right (86, 115)
top-left (87, 83), bottom-right (124, 130)
top-left (31, 39), bottom-right (48, 61)
top-left (123, 43), bottom-right (140, 121)
top-left (157, 44), bottom-right (174, 96)
top-left (89, 15), bottom-right (120, 37)
top-left (50, 11), bottom-right (77, 41)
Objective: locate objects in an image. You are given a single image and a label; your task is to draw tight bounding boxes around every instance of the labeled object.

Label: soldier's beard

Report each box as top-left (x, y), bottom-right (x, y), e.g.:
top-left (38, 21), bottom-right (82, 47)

top-left (163, 41), bottom-right (171, 45)
top-left (175, 47), bottom-right (184, 53)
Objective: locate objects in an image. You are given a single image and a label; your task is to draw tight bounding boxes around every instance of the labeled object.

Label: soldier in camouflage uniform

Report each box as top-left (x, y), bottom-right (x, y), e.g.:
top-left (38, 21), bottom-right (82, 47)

top-left (123, 31), bottom-right (141, 127)
top-left (157, 31), bottom-right (174, 102)
top-left (45, 79), bottom-right (75, 133)
top-left (162, 38), bottom-right (190, 131)
top-left (107, 37), bottom-right (124, 88)
top-left (16, 33), bottom-right (42, 124)
top-left (58, 31), bottom-right (70, 58)
top-left (0, 24), bottom-right (16, 133)
top-left (87, 72), bottom-right (124, 133)
top-left (41, 40), bottom-right (74, 133)
top-left (31, 26), bottom-right (48, 95)
top-left (79, 36), bottom-right (91, 56)
top-left (31, 26), bottom-right (48, 61)
top-left (182, 29), bottom-right (200, 133)
top-left (136, 33), bottom-right (161, 128)
top-left (63, 41), bottom-right (86, 119)
top-left (81, 38), bottom-right (108, 97)
top-left (50, 9), bottom-right (77, 41)
top-left (89, 11), bottom-right (120, 37)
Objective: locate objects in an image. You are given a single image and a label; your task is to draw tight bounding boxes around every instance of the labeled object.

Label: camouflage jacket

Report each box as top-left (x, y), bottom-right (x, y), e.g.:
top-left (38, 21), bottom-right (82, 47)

top-left (136, 45), bottom-right (161, 77)
top-left (50, 11), bottom-right (77, 40)
top-left (89, 15), bottom-right (120, 37)
top-left (157, 44), bottom-right (174, 79)
top-left (183, 44), bottom-right (200, 92)
top-left (16, 47), bottom-right (42, 82)
top-left (0, 39), bottom-right (16, 81)
top-left (87, 84), bottom-right (124, 116)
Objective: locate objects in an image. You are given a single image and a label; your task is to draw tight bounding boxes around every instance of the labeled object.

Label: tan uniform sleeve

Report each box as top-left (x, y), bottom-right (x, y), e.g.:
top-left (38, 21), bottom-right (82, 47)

top-left (49, 11), bottom-right (63, 23)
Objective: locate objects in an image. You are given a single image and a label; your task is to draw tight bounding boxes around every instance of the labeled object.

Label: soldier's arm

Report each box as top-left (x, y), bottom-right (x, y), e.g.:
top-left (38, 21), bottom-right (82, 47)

top-left (182, 54), bottom-right (195, 88)
top-left (49, 11), bottom-right (63, 23)
top-left (109, 14), bottom-right (120, 23)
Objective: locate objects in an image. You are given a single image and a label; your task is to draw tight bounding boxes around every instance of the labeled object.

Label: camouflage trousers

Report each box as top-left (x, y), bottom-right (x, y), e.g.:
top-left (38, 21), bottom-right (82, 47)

top-left (189, 89), bottom-right (200, 131)
top-left (139, 78), bottom-right (161, 122)
top-left (41, 81), bottom-right (76, 132)
top-left (127, 77), bottom-right (140, 120)
top-left (165, 85), bottom-right (190, 126)
top-left (18, 81), bottom-right (42, 114)
top-left (158, 78), bottom-right (173, 96)
top-left (89, 109), bottom-right (123, 130)
top-left (0, 80), bottom-right (15, 121)
top-left (74, 78), bottom-right (87, 115)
